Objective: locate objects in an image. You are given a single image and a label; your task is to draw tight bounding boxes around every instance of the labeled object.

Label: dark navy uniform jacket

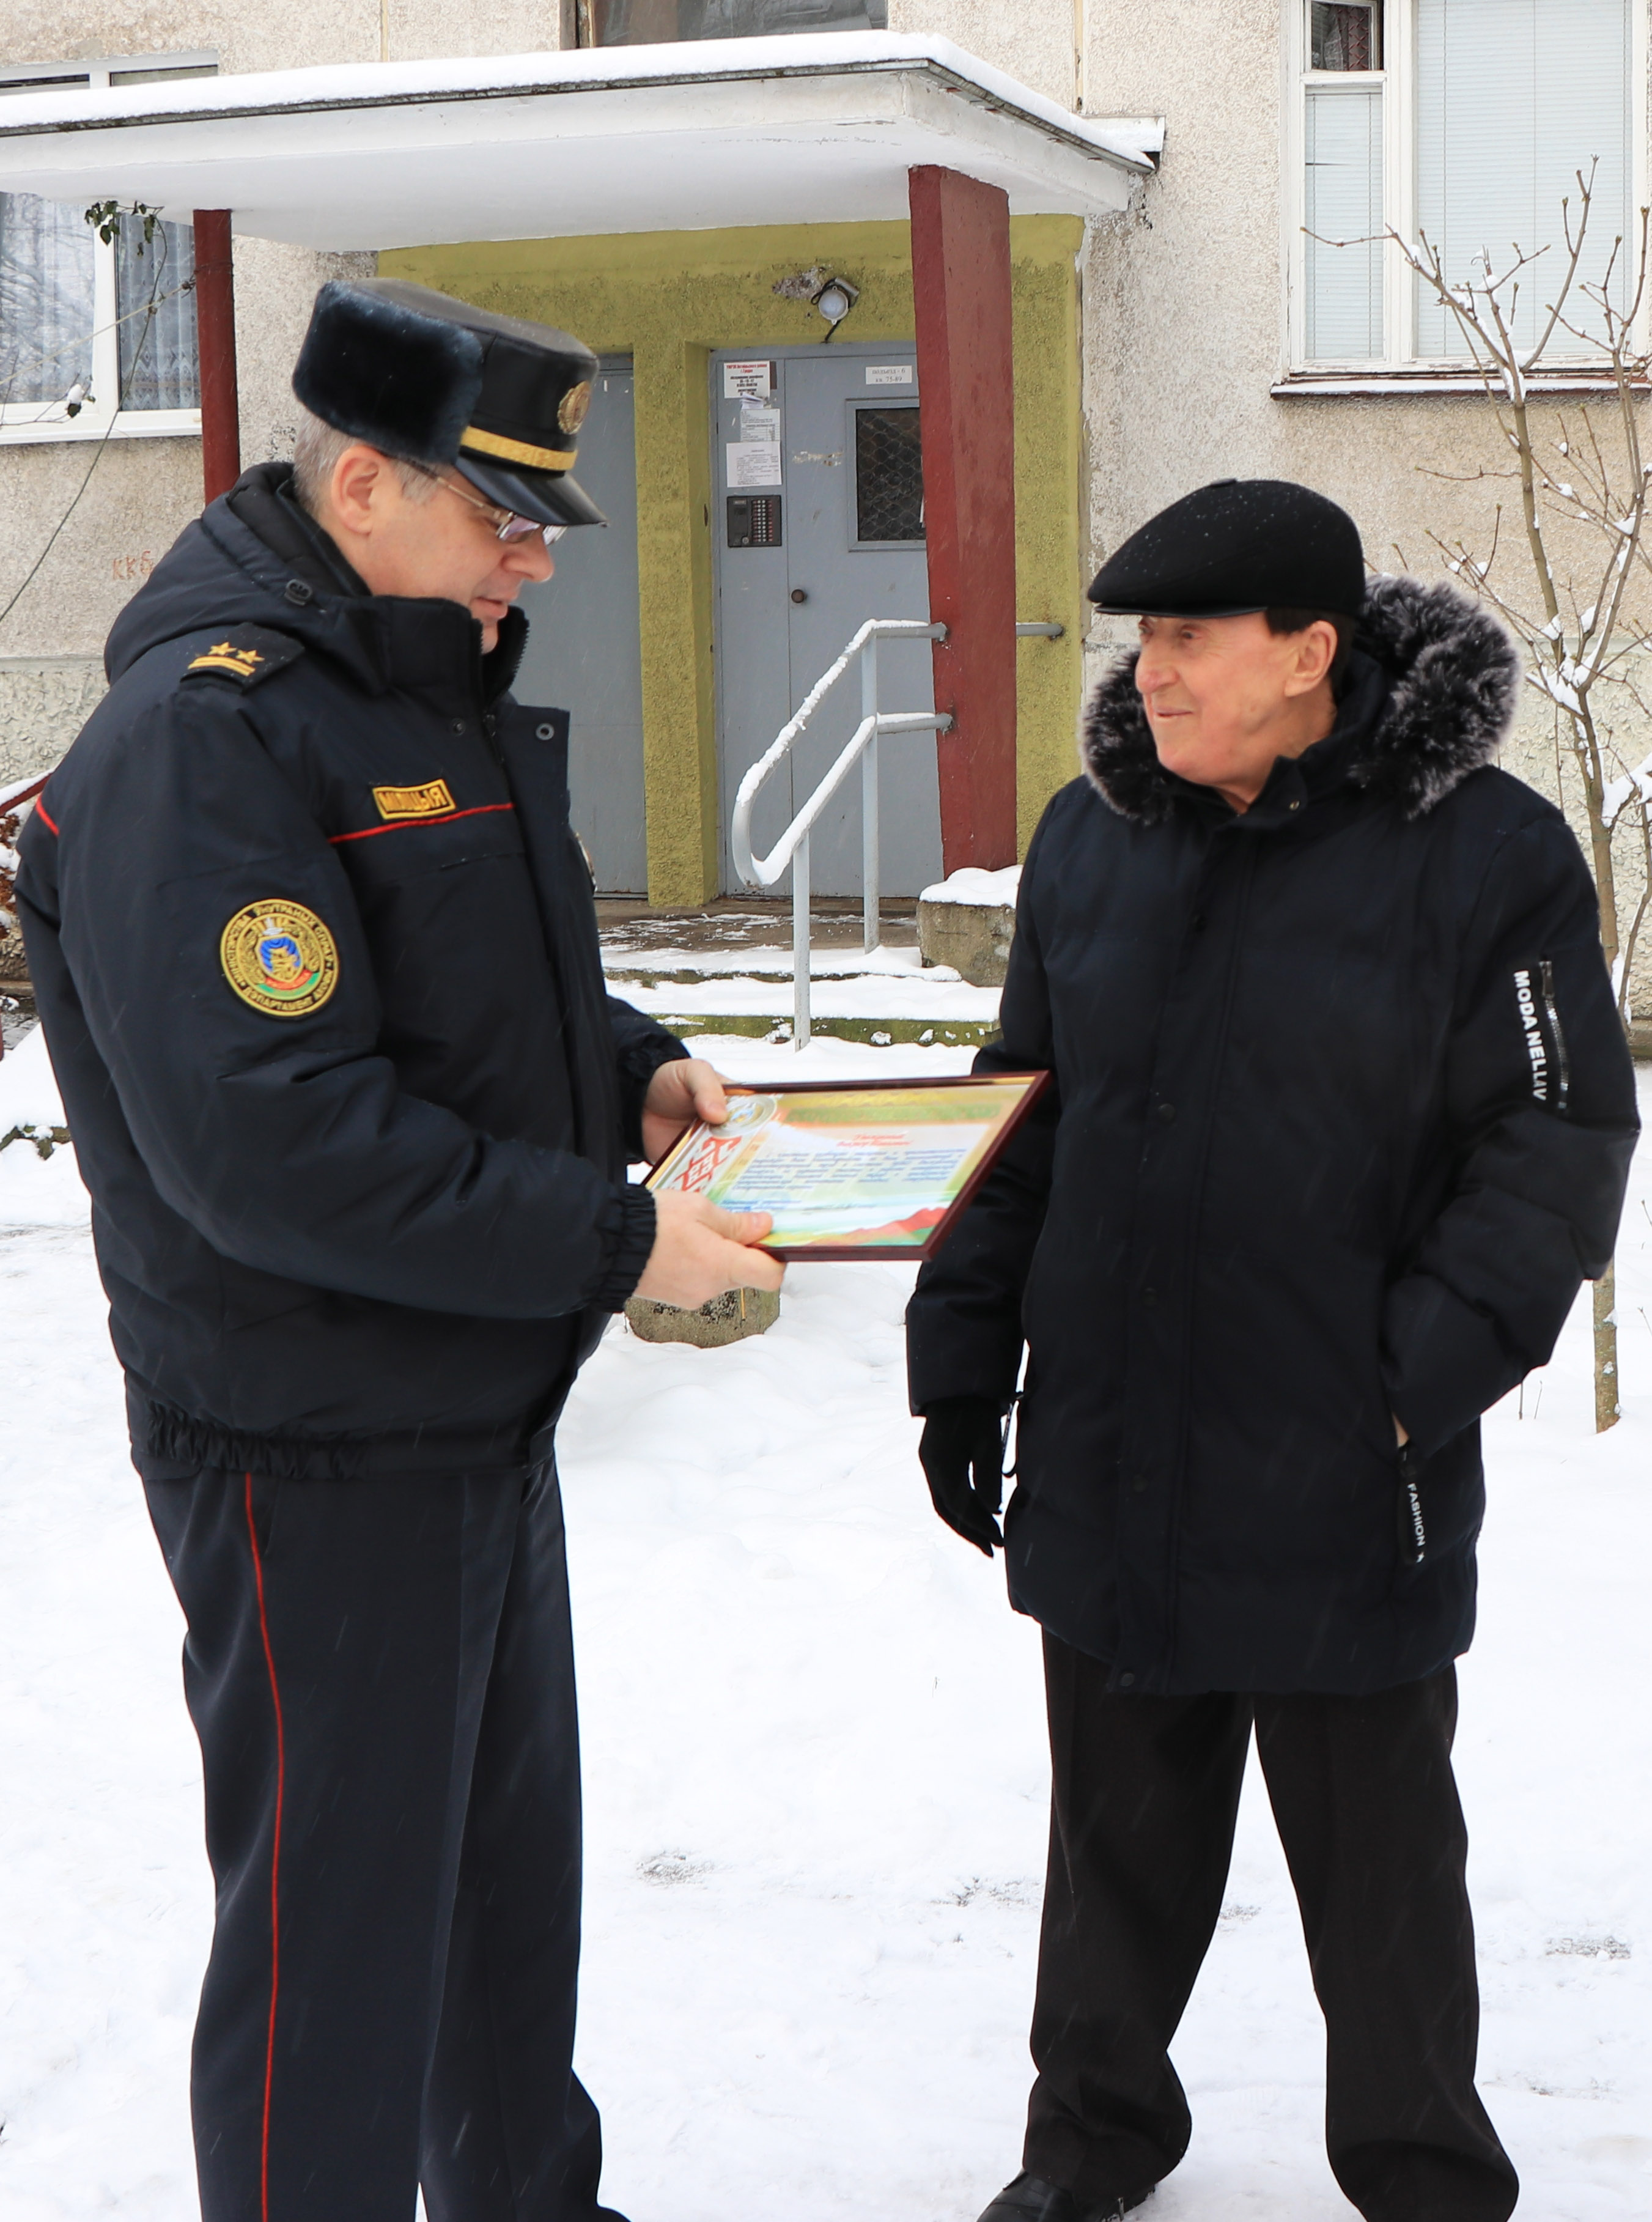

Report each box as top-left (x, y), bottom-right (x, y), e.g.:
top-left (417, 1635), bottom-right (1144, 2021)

top-left (17, 463), bottom-right (685, 1481)
top-left (908, 579), bottom-right (1640, 1696)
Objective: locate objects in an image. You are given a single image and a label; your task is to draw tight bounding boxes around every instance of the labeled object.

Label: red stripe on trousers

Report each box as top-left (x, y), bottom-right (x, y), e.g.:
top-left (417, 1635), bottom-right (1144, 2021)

top-left (244, 1474), bottom-right (286, 2222)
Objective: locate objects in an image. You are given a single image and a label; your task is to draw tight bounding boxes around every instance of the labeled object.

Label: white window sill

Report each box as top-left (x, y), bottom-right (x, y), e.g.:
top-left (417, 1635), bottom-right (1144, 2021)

top-left (0, 410), bottom-right (201, 446)
top-left (1274, 370), bottom-right (1641, 396)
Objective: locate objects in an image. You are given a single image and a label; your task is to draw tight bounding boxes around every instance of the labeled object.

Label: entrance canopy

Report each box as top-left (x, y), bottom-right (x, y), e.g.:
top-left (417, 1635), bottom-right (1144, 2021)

top-left (0, 34), bottom-right (1159, 249)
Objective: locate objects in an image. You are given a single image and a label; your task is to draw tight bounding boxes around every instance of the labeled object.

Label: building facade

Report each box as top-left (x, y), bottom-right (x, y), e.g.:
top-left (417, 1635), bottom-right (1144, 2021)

top-left (1, 4), bottom-right (1646, 940)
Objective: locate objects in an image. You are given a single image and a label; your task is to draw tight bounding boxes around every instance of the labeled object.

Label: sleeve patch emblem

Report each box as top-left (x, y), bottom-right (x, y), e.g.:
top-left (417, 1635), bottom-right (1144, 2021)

top-left (221, 899), bottom-right (340, 1019)
top-left (372, 779), bottom-right (456, 821)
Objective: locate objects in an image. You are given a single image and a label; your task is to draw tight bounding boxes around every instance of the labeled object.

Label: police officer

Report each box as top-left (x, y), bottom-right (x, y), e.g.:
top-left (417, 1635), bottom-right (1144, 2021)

top-left (17, 279), bottom-right (781, 2222)
top-left (907, 481), bottom-right (1638, 2222)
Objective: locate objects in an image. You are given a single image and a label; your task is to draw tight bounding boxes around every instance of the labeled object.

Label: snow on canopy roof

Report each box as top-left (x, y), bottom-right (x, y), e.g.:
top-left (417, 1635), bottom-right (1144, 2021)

top-left (0, 35), bottom-right (1160, 251)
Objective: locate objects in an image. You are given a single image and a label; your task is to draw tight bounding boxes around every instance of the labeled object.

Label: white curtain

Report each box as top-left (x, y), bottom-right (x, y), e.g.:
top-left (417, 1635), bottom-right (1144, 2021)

top-left (1415, 0), bottom-right (1634, 358)
top-left (116, 215), bottom-right (199, 410)
top-left (0, 194), bottom-right (94, 406)
top-left (1305, 85), bottom-right (1385, 360)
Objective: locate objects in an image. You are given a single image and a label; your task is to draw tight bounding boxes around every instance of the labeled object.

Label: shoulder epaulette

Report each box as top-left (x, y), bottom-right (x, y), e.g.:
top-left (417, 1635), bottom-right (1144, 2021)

top-left (180, 626), bottom-right (305, 690)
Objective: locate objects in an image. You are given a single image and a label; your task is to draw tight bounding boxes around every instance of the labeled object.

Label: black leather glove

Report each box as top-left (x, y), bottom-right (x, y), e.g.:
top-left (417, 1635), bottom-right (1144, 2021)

top-left (919, 1397), bottom-right (1009, 1556)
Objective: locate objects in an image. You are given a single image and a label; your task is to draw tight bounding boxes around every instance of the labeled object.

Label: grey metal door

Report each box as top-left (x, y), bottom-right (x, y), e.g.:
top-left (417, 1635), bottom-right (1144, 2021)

top-left (714, 344), bottom-right (940, 896)
top-left (514, 358), bottom-right (647, 895)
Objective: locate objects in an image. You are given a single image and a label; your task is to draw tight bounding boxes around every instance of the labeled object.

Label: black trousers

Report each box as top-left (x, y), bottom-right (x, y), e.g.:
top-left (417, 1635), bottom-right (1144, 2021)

top-left (145, 1461), bottom-right (625, 2222)
top-left (1026, 1634), bottom-right (1519, 2221)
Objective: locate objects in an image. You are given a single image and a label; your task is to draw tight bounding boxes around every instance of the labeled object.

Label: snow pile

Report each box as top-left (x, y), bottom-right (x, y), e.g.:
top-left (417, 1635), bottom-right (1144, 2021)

top-left (0, 1038), bottom-right (1647, 2220)
top-left (920, 866), bottom-right (1021, 909)
top-left (0, 1024), bottom-right (85, 1231)
top-left (613, 972), bottom-right (1000, 1023)
top-left (602, 944), bottom-right (961, 982)
top-left (0, 1021), bottom-right (65, 1134)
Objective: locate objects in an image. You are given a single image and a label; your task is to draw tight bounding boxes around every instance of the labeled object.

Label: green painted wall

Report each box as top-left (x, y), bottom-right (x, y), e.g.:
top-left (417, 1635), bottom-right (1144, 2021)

top-left (386, 216), bottom-right (1085, 903)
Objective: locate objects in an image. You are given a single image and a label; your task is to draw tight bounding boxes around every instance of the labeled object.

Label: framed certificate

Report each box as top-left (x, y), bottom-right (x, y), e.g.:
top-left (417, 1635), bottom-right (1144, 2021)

top-left (645, 1073), bottom-right (1050, 1261)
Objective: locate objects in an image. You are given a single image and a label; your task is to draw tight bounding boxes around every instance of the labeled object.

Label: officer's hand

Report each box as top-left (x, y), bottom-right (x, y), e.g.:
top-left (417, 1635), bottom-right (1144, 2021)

top-left (919, 1397), bottom-right (1009, 1557)
top-left (633, 1189), bottom-right (786, 1308)
top-left (642, 1057), bottom-right (730, 1167)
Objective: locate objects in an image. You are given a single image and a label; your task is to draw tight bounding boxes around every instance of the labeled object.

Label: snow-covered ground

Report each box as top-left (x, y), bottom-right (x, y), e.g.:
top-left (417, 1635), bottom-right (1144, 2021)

top-left (0, 1026), bottom-right (1647, 2220)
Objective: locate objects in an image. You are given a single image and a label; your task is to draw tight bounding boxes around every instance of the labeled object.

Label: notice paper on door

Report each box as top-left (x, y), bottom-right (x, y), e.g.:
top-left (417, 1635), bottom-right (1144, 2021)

top-left (727, 441), bottom-right (783, 489)
top-left (738, 402), bottom-right (781, 443)
top-left (723, 359), bottom-right (772, 399)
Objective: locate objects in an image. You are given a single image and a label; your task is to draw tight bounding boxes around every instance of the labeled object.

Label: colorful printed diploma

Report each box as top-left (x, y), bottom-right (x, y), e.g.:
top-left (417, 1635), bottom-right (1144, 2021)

top-left (645, 1074), bottom-right (1049, 1260)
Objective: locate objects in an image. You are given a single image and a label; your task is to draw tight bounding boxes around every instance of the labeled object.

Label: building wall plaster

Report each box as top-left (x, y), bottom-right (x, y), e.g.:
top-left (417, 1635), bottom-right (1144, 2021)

top-left (5, 0), bottom-right (1652, 981)
top-left (889, 0), bottom-right (1078, 111)
top-left (0, 657), bottom-right (106, 784)
top-left (1, 0), bottom-right (570, 76)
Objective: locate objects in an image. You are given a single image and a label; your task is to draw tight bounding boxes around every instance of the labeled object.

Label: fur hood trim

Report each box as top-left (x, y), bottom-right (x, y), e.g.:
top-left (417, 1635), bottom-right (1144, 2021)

top-left (1079, 574), bottom-right (1521, 824)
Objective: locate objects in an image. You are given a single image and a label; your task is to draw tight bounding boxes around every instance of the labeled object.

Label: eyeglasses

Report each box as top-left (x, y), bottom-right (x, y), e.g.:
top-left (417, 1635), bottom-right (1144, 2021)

top-left (414, 465), bottom-right (569, 547)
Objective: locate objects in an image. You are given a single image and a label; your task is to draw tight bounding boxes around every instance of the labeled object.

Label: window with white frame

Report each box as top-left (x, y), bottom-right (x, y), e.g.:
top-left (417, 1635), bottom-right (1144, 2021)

top-left (1289, 1), bottom-right (1642, 374)
top-left (0, 53), bottom-right (216, 441)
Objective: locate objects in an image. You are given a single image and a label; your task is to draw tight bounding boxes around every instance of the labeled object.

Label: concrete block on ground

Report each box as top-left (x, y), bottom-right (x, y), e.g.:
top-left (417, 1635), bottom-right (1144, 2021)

top-left (917, 865), bottom-right (1021, 987)
top-left (625, 1284), bottom-right (781, 1347)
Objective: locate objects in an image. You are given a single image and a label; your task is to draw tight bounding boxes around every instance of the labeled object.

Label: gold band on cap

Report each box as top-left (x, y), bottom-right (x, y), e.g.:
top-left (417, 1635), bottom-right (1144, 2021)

top-left (459, 424), bottom-right (577, 471)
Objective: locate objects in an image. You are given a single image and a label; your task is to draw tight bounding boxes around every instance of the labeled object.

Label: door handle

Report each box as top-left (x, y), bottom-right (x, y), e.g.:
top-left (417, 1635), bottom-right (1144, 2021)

top-left (790, 588), bottom-right (808, 605)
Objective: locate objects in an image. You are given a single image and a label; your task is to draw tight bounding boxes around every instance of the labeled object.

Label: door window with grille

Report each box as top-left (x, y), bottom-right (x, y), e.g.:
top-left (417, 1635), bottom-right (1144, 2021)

top-left (852, 405), bottom-right (923, 548)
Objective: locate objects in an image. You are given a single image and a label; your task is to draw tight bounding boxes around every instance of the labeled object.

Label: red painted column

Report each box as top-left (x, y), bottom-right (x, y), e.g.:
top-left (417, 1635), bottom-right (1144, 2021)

top-left (908, 165), bottom-right (1018, 873)
top-left (192, 210), bottom-right (241, 504)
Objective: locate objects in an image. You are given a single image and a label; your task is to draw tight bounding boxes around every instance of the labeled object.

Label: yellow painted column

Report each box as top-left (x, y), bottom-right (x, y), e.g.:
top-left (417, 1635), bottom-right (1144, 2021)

top-left (1010, 217), bottom-right (1088, 855)
top-left (632, 333), bottom-right (719, 904)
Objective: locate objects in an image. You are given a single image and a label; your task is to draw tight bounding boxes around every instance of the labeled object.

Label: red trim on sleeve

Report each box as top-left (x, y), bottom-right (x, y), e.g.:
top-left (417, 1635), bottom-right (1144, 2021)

top-left (328, 800), bottom-right (515, 846)
top-left (244, 1474), bottom-right (287, 2222)
top-left (34, 799), bottom-right (59, 836)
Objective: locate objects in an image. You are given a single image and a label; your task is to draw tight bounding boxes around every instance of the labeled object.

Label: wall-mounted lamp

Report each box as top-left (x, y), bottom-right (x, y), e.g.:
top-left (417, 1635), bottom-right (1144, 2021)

top-left (814, 278), bottom-right (859, 327)
top-left (772, 265), bottom-right (861, 336)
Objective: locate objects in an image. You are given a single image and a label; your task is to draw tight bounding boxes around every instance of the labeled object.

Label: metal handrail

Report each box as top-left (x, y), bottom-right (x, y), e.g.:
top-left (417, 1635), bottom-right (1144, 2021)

top-left (731, 618), bottom-right (950, 1048)
top-left (729, 615), bottom-right (1069, 1049)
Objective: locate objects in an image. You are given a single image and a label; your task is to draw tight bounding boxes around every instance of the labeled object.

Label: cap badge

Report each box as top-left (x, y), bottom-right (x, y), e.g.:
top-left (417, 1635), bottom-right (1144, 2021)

top-left (221, 899), bottom-right (339, 1019)
top-left (558, 380), bottom-right (592, 435)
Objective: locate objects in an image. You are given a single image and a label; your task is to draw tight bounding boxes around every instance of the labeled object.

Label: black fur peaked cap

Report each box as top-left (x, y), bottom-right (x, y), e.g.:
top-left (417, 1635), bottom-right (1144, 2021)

top-left (1081, 574), bottom-right (1522, 824)
top-left (1089, 478), bottom-right (1366, 618)
top-left (292, 279), bottom-right (605, 528)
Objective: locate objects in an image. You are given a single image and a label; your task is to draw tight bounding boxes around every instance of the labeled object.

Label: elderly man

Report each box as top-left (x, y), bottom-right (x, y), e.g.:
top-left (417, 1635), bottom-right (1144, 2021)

top-left (907, 481), bottom-right (1637, 2222)
top-left (17, 279), bottom-right (778, 2222)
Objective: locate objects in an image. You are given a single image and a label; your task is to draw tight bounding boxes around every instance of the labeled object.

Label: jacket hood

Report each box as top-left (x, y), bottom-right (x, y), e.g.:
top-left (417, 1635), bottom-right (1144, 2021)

top-left (1079, 574), bottom-right (1521, 824)
top-left (104, 460), bottom-right (526, 700)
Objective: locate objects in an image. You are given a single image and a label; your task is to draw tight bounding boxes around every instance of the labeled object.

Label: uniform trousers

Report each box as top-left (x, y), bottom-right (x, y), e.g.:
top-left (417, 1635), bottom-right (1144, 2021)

top-left (1025, 1634), bottom-right (1519, 2221)
top-left (144, 1460), bottom-right (625, 2222)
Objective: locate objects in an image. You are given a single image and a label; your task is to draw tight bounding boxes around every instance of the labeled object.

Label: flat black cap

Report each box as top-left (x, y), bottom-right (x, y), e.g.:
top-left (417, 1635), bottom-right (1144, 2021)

top-left (1088, 479), bottom-right (1365, 618)
top-left (293, 278), bottom-right (605, 529)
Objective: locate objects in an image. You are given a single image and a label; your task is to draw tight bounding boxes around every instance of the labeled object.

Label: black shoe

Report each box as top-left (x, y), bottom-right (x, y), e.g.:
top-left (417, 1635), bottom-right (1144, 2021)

top-left (977, 2178), bottom-right (1079, 2222)
top-left (976, 2173), bottom-right (1153, 2222)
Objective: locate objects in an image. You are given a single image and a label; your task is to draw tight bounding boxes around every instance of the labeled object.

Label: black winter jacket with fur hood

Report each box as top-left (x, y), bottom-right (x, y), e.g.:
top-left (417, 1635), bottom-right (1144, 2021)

top-left (907, 578), bottom-right (1639, 1695)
